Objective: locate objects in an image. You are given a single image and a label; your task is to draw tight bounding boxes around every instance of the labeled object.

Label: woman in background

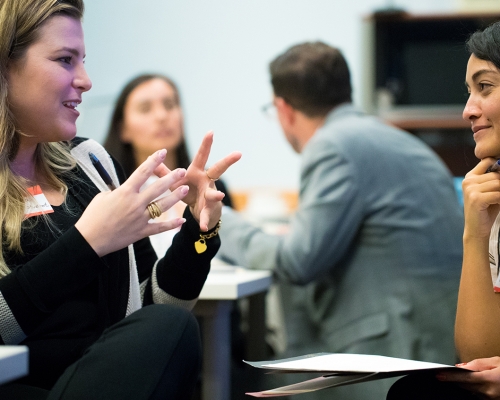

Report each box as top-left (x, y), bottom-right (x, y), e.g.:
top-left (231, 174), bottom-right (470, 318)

top-left (104, 74), bottom-right (233, 255)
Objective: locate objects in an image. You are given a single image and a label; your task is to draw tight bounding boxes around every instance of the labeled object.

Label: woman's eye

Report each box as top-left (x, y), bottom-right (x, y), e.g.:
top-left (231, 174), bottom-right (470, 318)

top-left (163, 100), bottom-right (177, 110)
top-left (59, 56), bottom-right (72, 64)
top-left (479, 83), bottom-right (491, 91)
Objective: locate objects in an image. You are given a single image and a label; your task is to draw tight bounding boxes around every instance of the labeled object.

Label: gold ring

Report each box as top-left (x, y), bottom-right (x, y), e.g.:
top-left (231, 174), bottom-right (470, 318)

top-left (206, 170), bottom-right (219, 181)
top-left (147, 201), bottom-right (162, 219)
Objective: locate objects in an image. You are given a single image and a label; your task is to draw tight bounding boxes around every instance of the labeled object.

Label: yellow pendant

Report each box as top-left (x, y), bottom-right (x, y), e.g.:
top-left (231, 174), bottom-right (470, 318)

top-left (195, 239), bottom-right (207, 254)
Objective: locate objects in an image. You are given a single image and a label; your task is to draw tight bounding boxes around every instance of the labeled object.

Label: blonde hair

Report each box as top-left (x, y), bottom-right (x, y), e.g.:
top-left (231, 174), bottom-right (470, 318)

top-left (0, 0), bottom-right (84, 276)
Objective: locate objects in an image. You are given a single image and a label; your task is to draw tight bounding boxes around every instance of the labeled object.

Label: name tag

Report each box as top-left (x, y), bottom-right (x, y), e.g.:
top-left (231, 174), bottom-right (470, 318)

top-left (24, 185), bottom-right (54, 219)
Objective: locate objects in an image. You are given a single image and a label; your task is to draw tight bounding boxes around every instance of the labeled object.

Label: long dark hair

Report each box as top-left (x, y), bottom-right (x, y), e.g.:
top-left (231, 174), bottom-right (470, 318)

top-left (103, 74), bottom-right (190, 177)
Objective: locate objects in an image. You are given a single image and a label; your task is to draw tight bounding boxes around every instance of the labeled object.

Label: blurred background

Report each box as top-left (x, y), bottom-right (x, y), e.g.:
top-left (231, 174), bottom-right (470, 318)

top-left (80, 0), bottom-right (496, 205)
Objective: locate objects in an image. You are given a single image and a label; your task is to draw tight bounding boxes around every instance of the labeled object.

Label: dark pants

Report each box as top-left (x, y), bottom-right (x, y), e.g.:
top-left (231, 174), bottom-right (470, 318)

top-left (0, 304), bottom-right (202, 400)
top-left (387, 373), bottom-right (477, 400)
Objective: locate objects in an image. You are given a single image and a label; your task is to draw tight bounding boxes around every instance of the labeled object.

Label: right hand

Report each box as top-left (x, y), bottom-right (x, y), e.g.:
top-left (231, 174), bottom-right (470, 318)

top-left (462, 157), bottom-right (500, 239)
top-left (437, 357), bottom-right (500, 399)
top-left (75, 149), bottom-right (188, 257)
top-left (151, 131), bottom-right (242, 231)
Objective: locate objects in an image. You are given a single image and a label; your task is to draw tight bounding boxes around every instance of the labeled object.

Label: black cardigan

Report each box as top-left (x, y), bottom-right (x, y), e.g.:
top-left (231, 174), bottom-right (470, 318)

top-left (0, 137), bottom-right (219, 389)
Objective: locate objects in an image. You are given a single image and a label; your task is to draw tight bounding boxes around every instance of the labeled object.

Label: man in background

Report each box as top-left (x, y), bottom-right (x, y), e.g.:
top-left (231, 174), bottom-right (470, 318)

top-left (218, 42), bottom-right (463, 400)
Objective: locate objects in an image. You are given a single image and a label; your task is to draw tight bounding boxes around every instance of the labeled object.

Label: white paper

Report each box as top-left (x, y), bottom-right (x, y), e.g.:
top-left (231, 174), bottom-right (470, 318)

top-left (262, 353), bottom-right (452, 373)
top-left (245, 353), bottom-right (460, 397)
top-left (246, 373), bottom-right (377, 397)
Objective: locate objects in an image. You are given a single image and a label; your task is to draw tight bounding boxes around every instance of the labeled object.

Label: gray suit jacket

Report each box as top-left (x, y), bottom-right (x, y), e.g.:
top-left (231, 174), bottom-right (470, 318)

top-left (219, 104), bottom-right (463, 399)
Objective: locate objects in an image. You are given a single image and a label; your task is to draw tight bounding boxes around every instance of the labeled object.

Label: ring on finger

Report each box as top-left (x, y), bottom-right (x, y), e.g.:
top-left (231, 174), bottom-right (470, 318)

top-left (147, 201), bottom-right (162, 219)
top-left (206, 170), bottom-right (219, 181)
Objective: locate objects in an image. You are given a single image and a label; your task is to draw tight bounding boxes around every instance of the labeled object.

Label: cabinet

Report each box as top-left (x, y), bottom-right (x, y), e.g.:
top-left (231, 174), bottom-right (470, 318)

top-left (362, 11), bottom-right (500, 176)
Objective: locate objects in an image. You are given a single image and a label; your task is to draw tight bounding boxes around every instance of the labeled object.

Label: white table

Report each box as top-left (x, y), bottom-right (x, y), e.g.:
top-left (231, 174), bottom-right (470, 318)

top-left (0, 346), bottom-right (28, 385)
top-left (194, 266), bottom-right (272, 400)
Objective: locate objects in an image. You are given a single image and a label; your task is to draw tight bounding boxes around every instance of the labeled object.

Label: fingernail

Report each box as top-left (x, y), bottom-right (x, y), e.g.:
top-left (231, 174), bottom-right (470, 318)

top-left (158, 149), bottom-right (166, 159)
top-left (178, 168), bottom-right (186, 177)
top-left (178, 218), bottom-right (186, 225)
top-left (456, 362), bottom-right (468, 367)
top-left (180, 186), bottom-right (189, 195)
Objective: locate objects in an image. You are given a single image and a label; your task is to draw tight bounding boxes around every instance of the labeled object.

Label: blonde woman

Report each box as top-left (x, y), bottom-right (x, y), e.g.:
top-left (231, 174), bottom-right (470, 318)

top-left (0, 0), bottom-right (240, 399)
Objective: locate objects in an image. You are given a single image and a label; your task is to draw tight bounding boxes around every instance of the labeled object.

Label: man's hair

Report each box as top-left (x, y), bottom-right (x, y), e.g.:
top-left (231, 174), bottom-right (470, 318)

top-left (466, 21), bottom-right (500, 70)
top-left (270, 41), bottom-right (352, 118)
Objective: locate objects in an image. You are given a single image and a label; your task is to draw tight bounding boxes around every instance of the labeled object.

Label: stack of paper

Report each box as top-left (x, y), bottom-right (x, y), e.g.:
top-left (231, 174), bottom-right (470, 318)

top-left (244, 353), bottom-right (464, 397)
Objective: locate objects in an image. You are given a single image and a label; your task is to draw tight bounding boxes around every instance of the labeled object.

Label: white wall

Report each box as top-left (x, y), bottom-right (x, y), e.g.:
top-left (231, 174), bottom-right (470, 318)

top-left (79, 0), bottom-right (456, 191)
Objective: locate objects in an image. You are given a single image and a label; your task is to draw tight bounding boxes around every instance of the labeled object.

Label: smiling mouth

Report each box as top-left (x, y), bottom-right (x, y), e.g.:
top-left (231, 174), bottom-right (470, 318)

top-left (63, 101), bottom-right (80, 109)
top-left (156, 130), bottom-right (175, 137)
top-left (473, 126), bottom-right (490, 134)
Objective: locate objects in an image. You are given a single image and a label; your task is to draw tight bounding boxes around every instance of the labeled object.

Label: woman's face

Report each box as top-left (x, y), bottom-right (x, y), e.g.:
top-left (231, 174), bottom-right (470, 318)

top-left (7, 15), bottom-right (91, 148)
top-left (464, 54), bottom-right (500, 159)
top-left (121, 78), bottom-right (184, 157)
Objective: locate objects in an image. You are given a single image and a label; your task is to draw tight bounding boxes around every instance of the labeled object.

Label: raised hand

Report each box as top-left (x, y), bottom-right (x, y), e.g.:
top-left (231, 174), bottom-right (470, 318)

top-left (75, 149), bottom-right (189, 257)
top-left (154, 131), bottom-right (242, 231)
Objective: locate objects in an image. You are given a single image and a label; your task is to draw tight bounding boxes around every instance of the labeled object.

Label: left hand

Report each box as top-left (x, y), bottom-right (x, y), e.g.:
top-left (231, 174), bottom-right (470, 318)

top-left (436, 357), bottom-right (500, 399)
top-left (153, 131), bottom-right (242, 231)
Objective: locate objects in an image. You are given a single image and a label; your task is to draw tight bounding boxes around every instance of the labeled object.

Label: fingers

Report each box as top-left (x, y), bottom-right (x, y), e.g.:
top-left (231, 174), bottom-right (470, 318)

top-left (145, 217), bottom-right (186, 236)
top-left (205, 187), bottom-right (225, 203)
top-left (468, 158), bottom-right (498, 177)
top-left (462, 357), bottom-right (500, 372)
top-left (141, 168), bottom-right (187, 203)
top-left (439, 367), bottom-right (500, 399)
top-left (437, 357), bottom-right (500, 385)
top-left (463, 177), bottom-right (500, 208)
top-left (146, 185), bottom-right (189, 220)
top-left (153, 162), bottom-right (171, 178)
top-left (207, 151), bottom-right (242, 180)
top-left (198, 188), bottom-right (224, 231)
top-left (125, 149), bottom-right (167, 192)
top-left (190, 131), bottom-right (214, 171)
top-left (437, 370), bottom-right (477, 383)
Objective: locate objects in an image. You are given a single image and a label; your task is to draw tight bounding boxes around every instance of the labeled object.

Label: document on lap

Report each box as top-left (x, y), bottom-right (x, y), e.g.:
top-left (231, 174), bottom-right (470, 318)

top-left (244, 353), bottom-right (464, 397)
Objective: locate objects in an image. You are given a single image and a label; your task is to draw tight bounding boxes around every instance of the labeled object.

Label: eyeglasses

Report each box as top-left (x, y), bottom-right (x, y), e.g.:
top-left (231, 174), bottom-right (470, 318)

top-left (261, 102), bottom-right (277, 119)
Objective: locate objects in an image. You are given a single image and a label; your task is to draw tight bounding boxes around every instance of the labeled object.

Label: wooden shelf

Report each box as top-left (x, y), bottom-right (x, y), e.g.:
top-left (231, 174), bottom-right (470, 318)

top-left (379, 106), bottom-right (470, 131)
top-left (385, 117), bottom-right (470, 130)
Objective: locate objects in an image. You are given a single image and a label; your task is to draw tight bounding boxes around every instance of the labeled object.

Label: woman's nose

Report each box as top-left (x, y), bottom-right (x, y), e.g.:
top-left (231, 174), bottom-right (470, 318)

top-left (463, 95), bottom-right (480, 121)
top-left (74, 64), bottom-right (92, 92)
top-left (154, 105), bottom-right (169, 120)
